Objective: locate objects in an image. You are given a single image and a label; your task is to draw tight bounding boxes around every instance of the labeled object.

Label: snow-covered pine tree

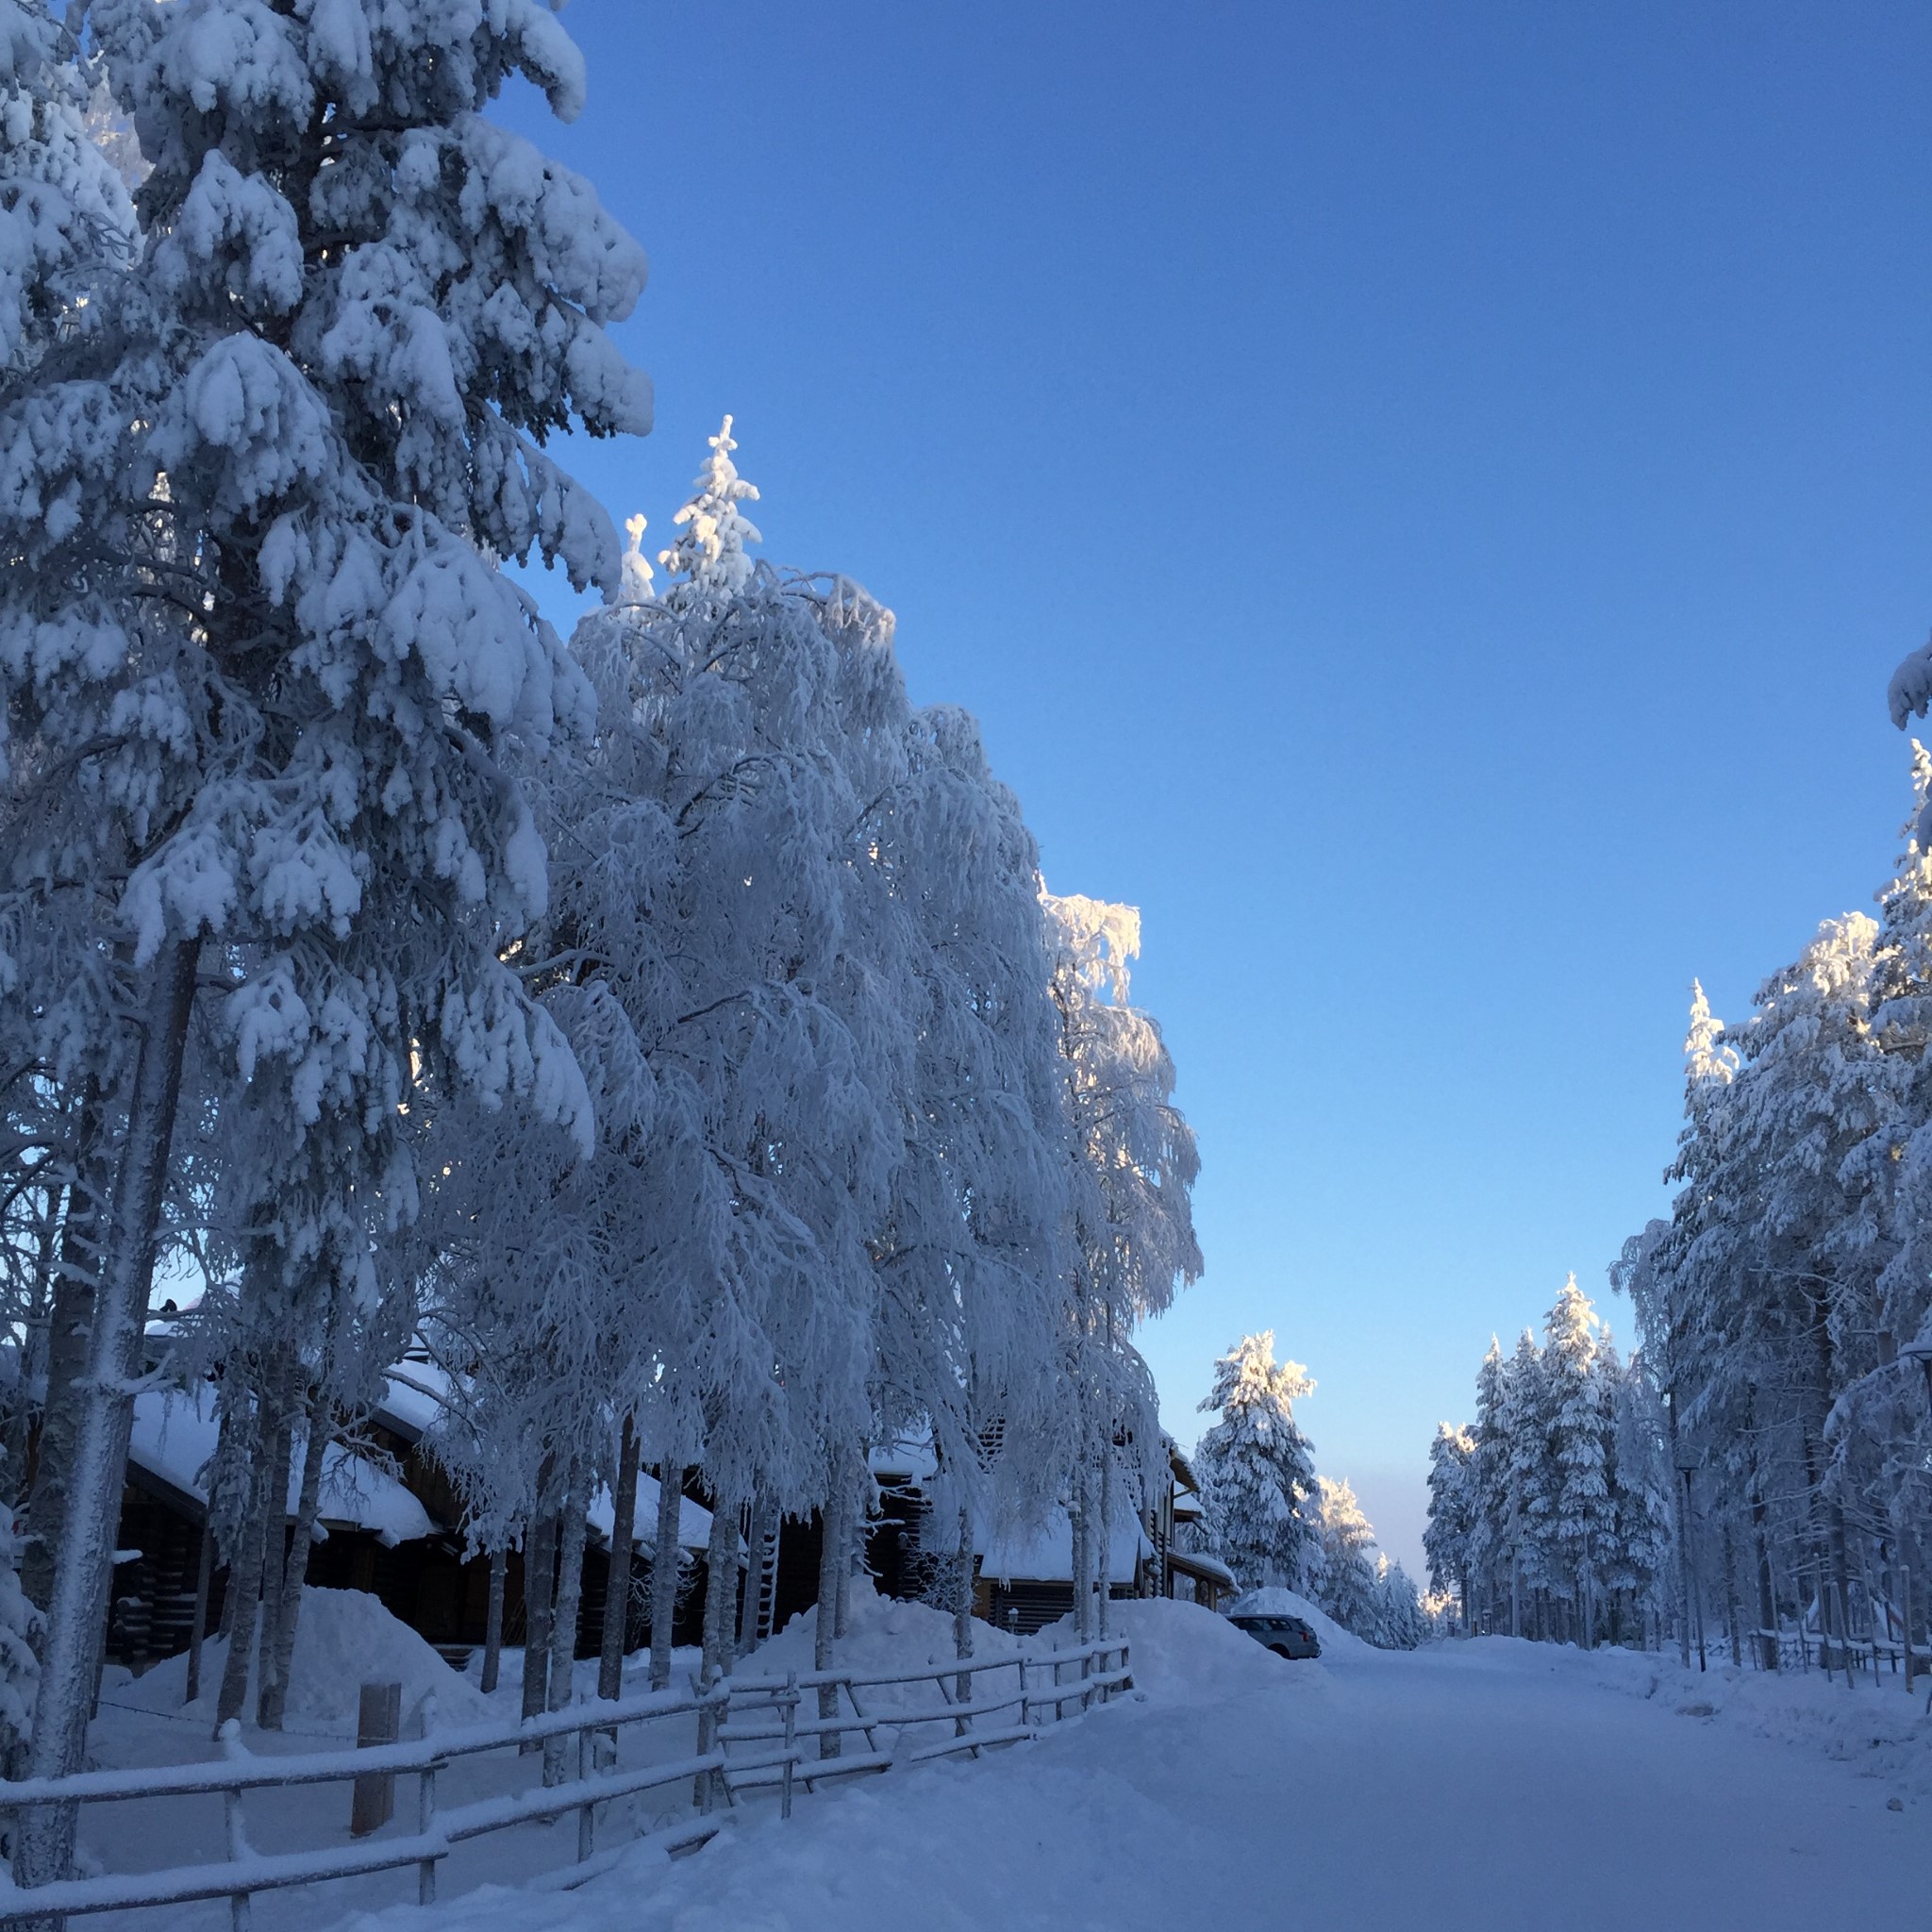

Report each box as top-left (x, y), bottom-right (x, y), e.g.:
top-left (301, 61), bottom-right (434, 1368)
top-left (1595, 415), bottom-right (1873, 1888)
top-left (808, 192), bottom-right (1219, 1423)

top-left (1194, 1333), bottom-right (1318, 1593)
top-left (1535, 1276), bottom-right (1613, 1647)
top-left (1424, 1422), bottom-right (1476, 1628)
top-left (1601, 1344), bottom-right (1673, 1647)
top-left (1311, 1474), bottom-right (1380, 1640)
top-left (1842, 743), bottom-right (1932, 1536)
top-left (1372, 1555), bottom-right (1426, 1650)
top-left (1464, 1338), bottom-right (1514, 1631)
top-left (8, 0), bottom-right (648, 1869)
top-left (1694, 919), bottom-right (1894, 1641)
top-left (1498, 1330), bottom-right (1545, 1633)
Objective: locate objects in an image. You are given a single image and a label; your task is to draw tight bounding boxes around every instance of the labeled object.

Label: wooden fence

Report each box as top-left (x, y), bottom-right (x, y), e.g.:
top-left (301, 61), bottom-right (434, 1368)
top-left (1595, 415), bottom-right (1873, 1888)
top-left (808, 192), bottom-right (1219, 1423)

top-left (0, 1638), bottom-right (1130, 1928)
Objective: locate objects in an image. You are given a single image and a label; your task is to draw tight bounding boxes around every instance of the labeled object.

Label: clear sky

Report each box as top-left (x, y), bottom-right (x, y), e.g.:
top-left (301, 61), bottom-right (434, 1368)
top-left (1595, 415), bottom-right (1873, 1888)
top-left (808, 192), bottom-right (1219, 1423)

top-left (501, 1), bottom-right (1931, 1573)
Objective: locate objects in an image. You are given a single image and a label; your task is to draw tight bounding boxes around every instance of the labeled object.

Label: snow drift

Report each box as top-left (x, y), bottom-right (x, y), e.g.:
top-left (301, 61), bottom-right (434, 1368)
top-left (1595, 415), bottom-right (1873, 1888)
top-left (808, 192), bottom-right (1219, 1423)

top-left (112, 1587), bottom-right (492, 1732)
top-left (1227, 1585), bottom-right (1372, 1657)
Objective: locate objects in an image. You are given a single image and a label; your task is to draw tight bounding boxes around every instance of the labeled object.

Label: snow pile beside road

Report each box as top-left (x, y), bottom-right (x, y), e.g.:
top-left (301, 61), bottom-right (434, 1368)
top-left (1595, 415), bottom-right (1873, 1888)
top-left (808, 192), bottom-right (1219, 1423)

top-left (1227, 1585), bottom-right (1371, 1657)
top-left (1102, 1596), bottom-right (1325, 1704)
top-left (114, 1587), bottom-right (492, 1733)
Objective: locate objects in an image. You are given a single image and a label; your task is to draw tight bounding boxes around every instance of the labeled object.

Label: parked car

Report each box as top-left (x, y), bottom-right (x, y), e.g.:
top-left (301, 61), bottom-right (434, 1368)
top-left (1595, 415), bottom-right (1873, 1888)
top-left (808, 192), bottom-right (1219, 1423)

top-left (1228, 1610), bottom-right (1321, 1659)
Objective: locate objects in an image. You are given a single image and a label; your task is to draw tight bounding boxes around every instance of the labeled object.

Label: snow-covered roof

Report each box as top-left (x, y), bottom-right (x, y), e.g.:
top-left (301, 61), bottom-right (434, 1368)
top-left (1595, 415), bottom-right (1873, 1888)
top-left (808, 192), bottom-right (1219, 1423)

top-left (1170, 1549), bottom-right (1237, 1588)
top-left (375, 1362), bottom-right (457, 1444)
top-left (127, 1387), bottom-right (436, 1546)
top-left (586, 1474), bottom-right (713, 1553)
top-left (868, 1430), bottom-right (938, 1483)
top-left (976, 1506), bottom-right (1153, 1587)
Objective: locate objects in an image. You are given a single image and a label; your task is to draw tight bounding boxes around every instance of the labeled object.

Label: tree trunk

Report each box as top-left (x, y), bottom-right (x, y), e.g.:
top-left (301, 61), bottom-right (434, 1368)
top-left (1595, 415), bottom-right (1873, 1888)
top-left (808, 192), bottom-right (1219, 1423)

top-left (649, 1464), bottom-right (685, 1691)
top-left (1751, 1477), bottom-right (1779, 1670)
top-left (835, 1480), bottom-right (856, 1641)
top-left (702, 1489), bottom-right (738, 1692)
top-left (1720, 1522), bottom-right (1742, 1670)
top-left (953, 1507), bottom-right (974, 1708)
top-left (480, 1546), bottom-right (508, 1694)
top-left (1097, 1441), bottom-right (1115, 1641)
top-left (1071, 1478), bottom-right (1092, 1643)
top-left (18, 936), bottom-right (199, 1893)
top-left (260, 1374), bottom-right (331, 1729)
top-left (815, 1472), bottom-right (844, 1759)
top-left (215, 1407), bottom-right (269, 1731)
top-left (548, 1475), bottom-right (588, 1707)
top-left (251, 1389), bottom-right (294, 1729)
top-left (543, 1474), bottom-right (588, 1785)
top-left (20, 1082), bottom-right (108, 1616)
top-left (520, 1507), bottom-right (557, 1740)
top-left (598, 1418), bottom-right (640, 1701)
top-left (183, 1521), bottom-right (215, 1707)
top-left (1508, 1494), bottom-right (1524, 1641)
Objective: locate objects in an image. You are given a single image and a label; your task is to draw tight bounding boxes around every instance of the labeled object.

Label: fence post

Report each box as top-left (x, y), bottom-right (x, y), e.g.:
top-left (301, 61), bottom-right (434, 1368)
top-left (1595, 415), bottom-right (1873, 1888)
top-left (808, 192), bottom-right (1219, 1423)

top-left (218, 1719), bottom-right (252, 1932)
top-left (412, 1692), bottom-right (439, 1906)
top-left (575, 1722), bottom-right (594, 1862)
top-left (780, 1671), bottom-right (798, 1819)
top-left (350, 1681), bottom-right (402, 1837)
top-left (1017, 1655), bottom-right (1030, 1733)
top-left (1828, 1581), bottom-right (1854, 1690)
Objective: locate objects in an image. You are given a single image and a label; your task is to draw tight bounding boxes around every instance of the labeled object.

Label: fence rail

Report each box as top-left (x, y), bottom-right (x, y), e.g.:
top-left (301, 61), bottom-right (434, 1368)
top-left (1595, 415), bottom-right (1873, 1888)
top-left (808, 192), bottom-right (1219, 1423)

top-left (0, 1637), bottom-right (1130, 1927)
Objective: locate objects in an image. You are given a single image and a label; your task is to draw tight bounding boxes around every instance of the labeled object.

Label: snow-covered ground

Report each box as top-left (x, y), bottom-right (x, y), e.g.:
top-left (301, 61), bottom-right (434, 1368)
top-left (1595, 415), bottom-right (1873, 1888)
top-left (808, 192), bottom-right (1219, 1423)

top-left (345, 1603), bottom-right (1928, 1932)
top-left (85, 1594), bottom-right (1932, 1932)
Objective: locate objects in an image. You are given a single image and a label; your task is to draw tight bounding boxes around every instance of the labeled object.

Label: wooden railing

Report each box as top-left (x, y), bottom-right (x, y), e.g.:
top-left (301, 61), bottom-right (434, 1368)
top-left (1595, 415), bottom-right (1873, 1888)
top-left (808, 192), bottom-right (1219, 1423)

top-left (0, 1638), bottom-right (1130, 1926)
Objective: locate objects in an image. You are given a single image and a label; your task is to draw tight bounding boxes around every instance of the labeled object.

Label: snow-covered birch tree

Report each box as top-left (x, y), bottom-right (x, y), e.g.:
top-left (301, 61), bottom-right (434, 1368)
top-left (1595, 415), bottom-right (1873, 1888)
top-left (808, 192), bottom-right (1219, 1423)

top-left (4, 0), bottom-right (648, 1870)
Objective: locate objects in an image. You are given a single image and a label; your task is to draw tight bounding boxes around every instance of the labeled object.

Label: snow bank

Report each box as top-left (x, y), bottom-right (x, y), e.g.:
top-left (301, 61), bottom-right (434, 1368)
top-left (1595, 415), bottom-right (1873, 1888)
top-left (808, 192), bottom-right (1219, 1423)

top-left (1102, 1597), bottom-right (1321, 1705)
top-left (114, 1587), bottom-right (492, 1732)
top-left (740, 1582), bottom-right (1029, 1701)
top-left (740, 1584), bottom-right (1323, 1722)
top-left (1227, 1585), bottom-right (1372, 1657)
top-left (1439, 1637), bottom-right (1932, 1803)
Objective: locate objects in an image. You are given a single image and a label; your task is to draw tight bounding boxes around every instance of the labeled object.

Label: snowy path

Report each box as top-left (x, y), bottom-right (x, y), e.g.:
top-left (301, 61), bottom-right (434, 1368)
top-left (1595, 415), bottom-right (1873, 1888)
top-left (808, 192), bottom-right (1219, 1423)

top-left (344, 1613), bottom-right (1928, 1932)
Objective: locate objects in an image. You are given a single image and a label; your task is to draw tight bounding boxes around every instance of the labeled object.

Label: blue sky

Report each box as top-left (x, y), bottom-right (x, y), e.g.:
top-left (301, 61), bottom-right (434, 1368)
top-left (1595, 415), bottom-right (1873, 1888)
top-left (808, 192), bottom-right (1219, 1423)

top-left (504, 1), bottom-right (1931, 1571)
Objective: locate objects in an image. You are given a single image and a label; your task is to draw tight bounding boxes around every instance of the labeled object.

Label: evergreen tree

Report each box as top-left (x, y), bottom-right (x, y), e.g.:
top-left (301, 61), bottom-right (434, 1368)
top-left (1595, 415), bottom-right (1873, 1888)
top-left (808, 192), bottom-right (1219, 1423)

top-left (1534, 1276), bottom-right (1613, 1645)
top-left (1311, 1474), bottom-right (1379, 1638)
top-left (1194, 1332), bottom-right (1318, 1592)
top-left (1372, 1556), bottom-right (1427, 1650)
top-left (1424, 1422), bottom-right (1476, 1626)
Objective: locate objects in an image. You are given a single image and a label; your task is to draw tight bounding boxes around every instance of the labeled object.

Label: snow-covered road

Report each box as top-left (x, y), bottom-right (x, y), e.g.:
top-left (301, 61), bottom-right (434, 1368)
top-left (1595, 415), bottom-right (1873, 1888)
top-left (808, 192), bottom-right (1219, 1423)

top-left (345, 1604), bottom-right (1928, 1932)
